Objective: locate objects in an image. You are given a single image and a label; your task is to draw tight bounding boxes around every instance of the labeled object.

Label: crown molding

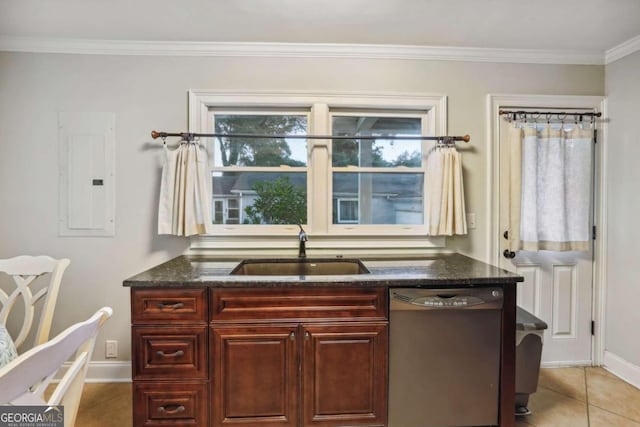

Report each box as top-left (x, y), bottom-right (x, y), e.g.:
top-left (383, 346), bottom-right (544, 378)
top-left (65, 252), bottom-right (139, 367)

top-left (0, 36), bottom-right (605, 65)
top-left (605, 34), bottom-right (640, 64)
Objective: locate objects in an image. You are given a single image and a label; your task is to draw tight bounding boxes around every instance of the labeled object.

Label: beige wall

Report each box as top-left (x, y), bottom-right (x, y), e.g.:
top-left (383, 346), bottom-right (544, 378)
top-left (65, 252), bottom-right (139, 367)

top-left (604, 50), bottom-right (640, 367)
top-left (0, 51), bottom-right (603, 365)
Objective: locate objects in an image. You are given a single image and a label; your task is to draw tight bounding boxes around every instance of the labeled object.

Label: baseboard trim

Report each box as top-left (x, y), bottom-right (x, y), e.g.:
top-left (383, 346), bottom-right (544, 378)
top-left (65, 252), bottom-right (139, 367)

top-left (541, 360), bottom-right (593, 368)
top-left (603, 351), bottom-right (640, 389)
top-left (55, 361), bottom-right (131, 383)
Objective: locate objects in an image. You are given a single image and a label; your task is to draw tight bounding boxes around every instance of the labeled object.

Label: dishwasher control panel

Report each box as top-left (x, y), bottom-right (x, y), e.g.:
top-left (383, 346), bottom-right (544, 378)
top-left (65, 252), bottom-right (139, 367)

top-left (390, 288), bottom-right (503, 310)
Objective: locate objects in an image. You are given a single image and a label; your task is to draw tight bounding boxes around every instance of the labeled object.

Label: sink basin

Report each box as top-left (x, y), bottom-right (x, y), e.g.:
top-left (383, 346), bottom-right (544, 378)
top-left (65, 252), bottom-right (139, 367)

top-left (230, 258), bottom-right (370, 276)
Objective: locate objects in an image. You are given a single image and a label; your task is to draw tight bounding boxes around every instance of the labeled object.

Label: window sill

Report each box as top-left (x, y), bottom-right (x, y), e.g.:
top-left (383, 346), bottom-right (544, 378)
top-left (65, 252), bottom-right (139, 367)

top-left (188, 234), bottom-right (445, 257)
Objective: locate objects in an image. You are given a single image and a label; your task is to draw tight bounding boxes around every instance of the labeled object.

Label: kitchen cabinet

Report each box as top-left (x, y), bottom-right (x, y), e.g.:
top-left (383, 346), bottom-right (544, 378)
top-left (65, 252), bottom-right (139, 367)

top-left (211, 287), bottom-right (388, 427)
top-left (131, 288), bottom-right (209, 426)
top-left (126, 254), bottom-right (521, 427)
top-left (211, 323), bottom-right (387, 427)
top-left (211, 325), bottom-right (299, 427)
top-left (302, 323), bottom-right (388, 427)
top-left (131, 286), bottom-right (388, 427)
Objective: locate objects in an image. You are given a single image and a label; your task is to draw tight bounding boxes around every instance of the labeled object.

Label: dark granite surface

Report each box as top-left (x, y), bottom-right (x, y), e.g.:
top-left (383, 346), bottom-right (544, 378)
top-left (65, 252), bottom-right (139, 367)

top-left (516, 306), bottom-right (548, 331)
top-left (123, 253), bottom-right (523, 288)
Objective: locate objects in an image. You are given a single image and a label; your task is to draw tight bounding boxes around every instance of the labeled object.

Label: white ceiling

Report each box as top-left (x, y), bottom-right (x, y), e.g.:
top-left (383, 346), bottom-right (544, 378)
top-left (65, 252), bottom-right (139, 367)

top-left (1, 0), bottom-right (639, 52)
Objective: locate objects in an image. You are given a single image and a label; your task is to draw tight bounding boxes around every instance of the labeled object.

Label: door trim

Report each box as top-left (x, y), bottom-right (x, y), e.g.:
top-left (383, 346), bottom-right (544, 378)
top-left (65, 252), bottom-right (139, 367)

top-left (486, 94), bottom-right (607, 366)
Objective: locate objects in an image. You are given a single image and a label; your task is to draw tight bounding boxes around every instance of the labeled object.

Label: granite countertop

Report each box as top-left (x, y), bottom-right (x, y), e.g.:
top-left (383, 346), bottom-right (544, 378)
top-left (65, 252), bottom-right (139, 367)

top-left (123, 253), bottom-right (523, 288)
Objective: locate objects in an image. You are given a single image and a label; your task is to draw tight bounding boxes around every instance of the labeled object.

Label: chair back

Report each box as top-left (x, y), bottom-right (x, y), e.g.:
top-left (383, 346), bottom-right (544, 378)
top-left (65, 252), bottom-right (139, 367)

top-left (0, 255), bottom-right (70, 351)
top-left (0, 307), bottom-right (112, 427)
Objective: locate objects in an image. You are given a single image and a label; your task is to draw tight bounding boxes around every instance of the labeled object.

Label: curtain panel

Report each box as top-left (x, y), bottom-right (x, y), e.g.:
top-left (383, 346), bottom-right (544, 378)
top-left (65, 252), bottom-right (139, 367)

top-left (426, 146), bottom-right (468, 236)
top-left (158, 142), bottom-right (213, 236)
top-left (507, 124), bottom-right (593, 252)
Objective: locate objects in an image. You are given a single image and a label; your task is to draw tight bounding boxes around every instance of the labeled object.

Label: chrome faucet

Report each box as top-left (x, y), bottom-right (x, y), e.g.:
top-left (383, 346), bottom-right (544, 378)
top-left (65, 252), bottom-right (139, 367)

top-left (297, 224), bottom-right (308, 258)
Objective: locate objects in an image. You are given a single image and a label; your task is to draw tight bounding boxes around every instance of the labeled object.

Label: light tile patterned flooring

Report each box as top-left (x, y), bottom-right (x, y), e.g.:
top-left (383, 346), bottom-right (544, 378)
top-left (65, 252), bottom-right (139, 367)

top-left (516, 367), bottom-right (640, 427)
top-left (73, 367), bottom-right (640, 426)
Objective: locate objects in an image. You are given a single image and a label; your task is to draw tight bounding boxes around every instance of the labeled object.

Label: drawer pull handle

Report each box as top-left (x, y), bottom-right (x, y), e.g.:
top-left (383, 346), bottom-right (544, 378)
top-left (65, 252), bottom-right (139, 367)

top-left (157, 302), bottom-right (184, 310)
top-left (158, 405), bottom-right (186, 414)
top-left (156, 350), bottom-right (185, 358)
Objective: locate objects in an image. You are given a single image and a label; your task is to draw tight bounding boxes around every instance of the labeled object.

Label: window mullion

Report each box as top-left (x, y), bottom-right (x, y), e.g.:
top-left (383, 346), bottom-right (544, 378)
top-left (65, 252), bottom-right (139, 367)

top-left (309, 102), bottom-right (330, 234)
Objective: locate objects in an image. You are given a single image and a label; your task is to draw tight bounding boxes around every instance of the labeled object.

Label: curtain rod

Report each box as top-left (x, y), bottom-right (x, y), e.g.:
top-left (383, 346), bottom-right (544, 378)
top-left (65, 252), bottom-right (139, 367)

top-left (499, 110), bottom-right (601, 121)
top-left (150, 130), bottom-right (470, 143)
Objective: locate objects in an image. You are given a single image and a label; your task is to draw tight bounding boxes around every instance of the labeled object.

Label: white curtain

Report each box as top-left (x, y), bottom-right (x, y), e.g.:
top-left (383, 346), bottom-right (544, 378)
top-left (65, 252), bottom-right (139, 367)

top-left (425, 146), bottom-right (468, 236)
top-left (158, 141), bottom-right (213, 236)
top-left (507, 124), bottom-right (593, 251)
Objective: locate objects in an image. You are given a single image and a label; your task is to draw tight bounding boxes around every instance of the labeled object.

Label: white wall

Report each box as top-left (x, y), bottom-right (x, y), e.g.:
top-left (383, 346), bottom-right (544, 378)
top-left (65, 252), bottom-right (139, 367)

top-left (0, 51), bottom-right (603, 366)
top-left (604, 50), bottom-right (640, 370)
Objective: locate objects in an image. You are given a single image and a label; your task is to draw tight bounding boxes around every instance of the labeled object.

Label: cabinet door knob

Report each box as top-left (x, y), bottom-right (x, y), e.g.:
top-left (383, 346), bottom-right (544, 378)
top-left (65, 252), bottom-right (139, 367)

top-left (304, 331), bottom-right (310, 340)
top-left (289, 332), bottom-right (295, 341)
top-left (503, 249), bottom-right (517, 259)
top-left (156, 350), bottom-right (185, 358)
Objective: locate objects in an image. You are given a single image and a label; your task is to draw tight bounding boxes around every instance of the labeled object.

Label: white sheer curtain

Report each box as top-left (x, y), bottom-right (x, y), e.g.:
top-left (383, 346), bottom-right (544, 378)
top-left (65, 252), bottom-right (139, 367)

top-left (507, 123), bottom-right (593, 251)
top-left (425, 145), bottom-right (467, 236)
top-left (158, 141), bottom-right (213, 236)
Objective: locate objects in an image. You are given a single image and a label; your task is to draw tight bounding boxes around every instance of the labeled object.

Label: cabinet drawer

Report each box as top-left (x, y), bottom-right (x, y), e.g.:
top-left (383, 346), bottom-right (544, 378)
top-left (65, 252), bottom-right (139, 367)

top-left (133, 326), bottom-right (207, 380)
top-left (132, 288), bottom-right (207, 323)
top-left (211, 288), bottom-right (387, 322)
top-left (134, 382), bottom-right (208, 427)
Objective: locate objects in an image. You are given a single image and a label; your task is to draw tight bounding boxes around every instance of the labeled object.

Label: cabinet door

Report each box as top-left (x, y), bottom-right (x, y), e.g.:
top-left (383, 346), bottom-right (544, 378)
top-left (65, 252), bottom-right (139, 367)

top-left (302, 323), bottom-right (388, 427)
top-left (212, 325), bottom-right (299, 427)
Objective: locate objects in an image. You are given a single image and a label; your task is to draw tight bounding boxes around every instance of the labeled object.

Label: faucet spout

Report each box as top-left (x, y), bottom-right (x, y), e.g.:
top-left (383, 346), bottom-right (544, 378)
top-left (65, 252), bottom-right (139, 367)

top-left (297, 224), bottom-right (308, 258)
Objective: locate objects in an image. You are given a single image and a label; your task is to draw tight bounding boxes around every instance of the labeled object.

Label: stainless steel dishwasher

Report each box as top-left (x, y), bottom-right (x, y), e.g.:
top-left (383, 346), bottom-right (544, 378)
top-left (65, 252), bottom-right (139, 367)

top-left (389, 287), bottom-right (503, 427)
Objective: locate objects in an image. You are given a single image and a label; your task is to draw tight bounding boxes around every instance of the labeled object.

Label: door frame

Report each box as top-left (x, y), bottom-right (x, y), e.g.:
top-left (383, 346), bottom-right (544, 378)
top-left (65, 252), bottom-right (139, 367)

top-left (486, 94), bottom-right (608, 366)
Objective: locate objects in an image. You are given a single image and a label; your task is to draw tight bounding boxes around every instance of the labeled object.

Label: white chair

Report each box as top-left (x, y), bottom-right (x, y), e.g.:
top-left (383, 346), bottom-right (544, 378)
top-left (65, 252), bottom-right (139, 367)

top-left (0, 255), bottom-right (70, 351)
top-left (0, 307), bottom-right (112, 427)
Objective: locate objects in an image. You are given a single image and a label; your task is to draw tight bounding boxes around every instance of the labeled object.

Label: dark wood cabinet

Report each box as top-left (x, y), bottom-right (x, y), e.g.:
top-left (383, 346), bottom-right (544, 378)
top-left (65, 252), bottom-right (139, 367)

top-left (211, 322), bottom-right (388, 427)
top-left (211, 325), bottom-right (299, 427)
top-left (131, 287), bottom-right (388, 427)
top-left (131, 288), bottom-right (209, 427)
top-left (302, 323), bottom-right (388, 427)
top-left (211, 288), bottom-right (388, 427)
top-left (126, 254), bottom-right (520, 427)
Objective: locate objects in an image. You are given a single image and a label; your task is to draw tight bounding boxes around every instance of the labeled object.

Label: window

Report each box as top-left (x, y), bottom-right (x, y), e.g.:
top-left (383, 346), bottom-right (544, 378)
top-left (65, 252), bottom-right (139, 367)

top-left (331, 113), bottom-right (425, 226)
top-left (336, 199), bottom-right (359, 223)
top-left (211, 111), bottom-right (309, 225)
top-left (190, 91), bottom-right (446, 247)
top-left (213, 198), bottom-right (241, 225)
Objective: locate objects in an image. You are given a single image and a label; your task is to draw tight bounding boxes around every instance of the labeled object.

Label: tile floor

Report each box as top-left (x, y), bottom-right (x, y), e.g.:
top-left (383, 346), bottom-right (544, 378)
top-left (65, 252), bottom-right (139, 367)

top-left (516, 367), bottom-right (640, 427)
top-left (72, 367), bottom-right (640, 426)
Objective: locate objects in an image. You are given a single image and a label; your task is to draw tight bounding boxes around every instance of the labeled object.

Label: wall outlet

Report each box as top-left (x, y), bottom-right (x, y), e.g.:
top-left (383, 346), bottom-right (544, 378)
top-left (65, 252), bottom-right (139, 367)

top-left (105, 340), bottom-right (118, 358)
top-left (466, 212), bottom-right (477, 229)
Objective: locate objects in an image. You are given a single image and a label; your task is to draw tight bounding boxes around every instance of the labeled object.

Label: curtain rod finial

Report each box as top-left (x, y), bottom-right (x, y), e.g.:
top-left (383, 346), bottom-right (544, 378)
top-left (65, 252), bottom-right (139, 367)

top-left (151, 130), bottom-right (161, 139)
top-left (462, 134), bottom-right (471, 142)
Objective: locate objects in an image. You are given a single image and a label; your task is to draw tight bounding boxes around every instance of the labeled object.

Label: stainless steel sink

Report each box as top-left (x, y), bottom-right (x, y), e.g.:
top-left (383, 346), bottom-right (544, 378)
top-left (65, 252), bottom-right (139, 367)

top-left (230, 258), bottom-right (370, 276)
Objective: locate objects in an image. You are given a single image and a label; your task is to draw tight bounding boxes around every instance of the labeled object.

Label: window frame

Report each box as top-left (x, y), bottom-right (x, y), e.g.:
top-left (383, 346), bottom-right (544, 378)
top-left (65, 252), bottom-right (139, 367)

top-left (337, 198), bottom-right (360, 224)
top-left (328, 109), bottom-right (431, 235)
top-left (188, 90), bottom-right (447, 252)
top-left (209, 108), bottom-right (311, 228)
